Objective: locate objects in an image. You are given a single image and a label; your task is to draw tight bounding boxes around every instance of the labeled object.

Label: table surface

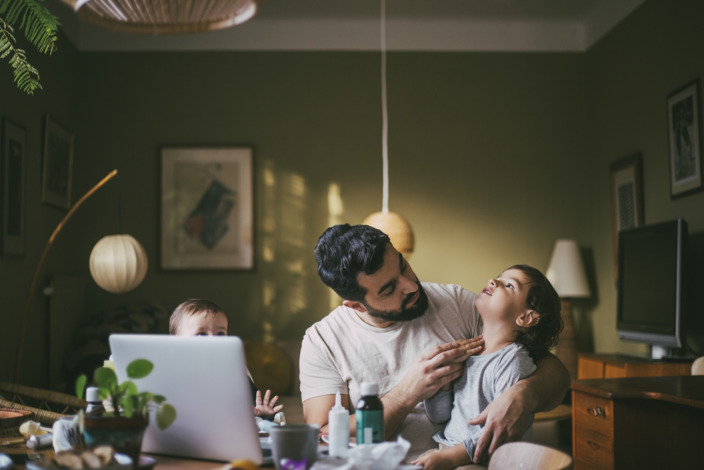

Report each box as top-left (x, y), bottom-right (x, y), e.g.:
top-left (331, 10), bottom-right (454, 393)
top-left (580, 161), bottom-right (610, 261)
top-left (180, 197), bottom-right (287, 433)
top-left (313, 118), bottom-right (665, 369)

top-left (571, 374), bottom-right (704, 409)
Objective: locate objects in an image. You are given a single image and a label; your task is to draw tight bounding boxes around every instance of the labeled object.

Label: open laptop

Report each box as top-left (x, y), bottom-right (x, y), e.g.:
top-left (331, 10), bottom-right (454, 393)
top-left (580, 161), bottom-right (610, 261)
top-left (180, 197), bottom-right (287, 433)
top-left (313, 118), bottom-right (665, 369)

top-left (109, 334), bottom-right (263, 463)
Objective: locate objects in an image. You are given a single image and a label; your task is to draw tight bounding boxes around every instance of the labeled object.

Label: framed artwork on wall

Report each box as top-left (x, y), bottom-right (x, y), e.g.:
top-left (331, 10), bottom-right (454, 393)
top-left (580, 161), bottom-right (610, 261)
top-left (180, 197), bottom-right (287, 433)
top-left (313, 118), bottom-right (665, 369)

top-left (610, 153), bottom-right (644, 277)
top-left (161, 147), bottom-right (254, 270)
top-left (42, 115), bottom-right (74, 209)
top-left (667, 79), bottom-right (703, 198)
top-left (2, 118), bottom-right (26, 256)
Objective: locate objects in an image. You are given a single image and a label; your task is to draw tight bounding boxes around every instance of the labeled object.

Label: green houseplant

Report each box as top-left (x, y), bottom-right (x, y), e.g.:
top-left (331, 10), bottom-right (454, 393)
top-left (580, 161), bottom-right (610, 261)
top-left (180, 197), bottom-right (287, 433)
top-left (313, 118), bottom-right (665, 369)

top-left (75, 359), bottom-right (177, 464)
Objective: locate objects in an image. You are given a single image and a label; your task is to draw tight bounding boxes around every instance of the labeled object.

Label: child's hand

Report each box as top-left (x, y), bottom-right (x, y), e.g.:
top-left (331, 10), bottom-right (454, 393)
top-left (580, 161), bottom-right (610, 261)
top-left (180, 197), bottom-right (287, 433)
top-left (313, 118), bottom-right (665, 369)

top-left (412, 450), bottom-right (454, 470)
top-left (455, 336), bottom-right (484, 359)
top-left (254, 389), bottom-right (284, 417)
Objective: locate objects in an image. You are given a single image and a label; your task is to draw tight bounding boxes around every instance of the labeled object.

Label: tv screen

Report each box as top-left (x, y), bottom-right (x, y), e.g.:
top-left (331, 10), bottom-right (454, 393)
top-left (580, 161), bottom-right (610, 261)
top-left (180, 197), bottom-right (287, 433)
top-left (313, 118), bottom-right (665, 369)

top-left (616, 218), bottom-right (687, 356)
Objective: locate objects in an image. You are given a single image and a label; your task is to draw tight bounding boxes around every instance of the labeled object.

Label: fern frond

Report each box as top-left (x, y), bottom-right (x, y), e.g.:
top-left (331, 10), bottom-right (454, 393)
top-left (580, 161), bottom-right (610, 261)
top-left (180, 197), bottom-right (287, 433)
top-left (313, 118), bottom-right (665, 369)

top-left (0, 14), bottom-right (41, 94)
top-left (0, 0), bottom-right (59, 55)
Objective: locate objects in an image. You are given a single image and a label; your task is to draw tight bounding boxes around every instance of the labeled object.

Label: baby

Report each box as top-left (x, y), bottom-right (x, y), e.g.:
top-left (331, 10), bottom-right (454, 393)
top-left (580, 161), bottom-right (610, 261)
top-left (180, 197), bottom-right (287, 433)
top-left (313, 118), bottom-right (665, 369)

top-left (414, 265), bottom-right (563, 468)
top-left (170, 299), bottom-right (284, 420)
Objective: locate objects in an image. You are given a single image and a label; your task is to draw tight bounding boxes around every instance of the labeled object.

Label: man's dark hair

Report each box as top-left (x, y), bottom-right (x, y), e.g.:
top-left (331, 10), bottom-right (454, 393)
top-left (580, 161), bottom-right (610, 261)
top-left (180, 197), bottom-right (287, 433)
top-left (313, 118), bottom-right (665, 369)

top-left (315, 224), bottom-right (390, 301)
top-left (510, 264), bottom-right (563, 359)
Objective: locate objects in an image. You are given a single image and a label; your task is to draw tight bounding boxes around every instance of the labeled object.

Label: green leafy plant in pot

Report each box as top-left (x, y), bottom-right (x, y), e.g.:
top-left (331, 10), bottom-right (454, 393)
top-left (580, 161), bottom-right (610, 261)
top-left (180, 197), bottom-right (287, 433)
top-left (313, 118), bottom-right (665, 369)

top-left (76, 359), bottom-right (176, 466)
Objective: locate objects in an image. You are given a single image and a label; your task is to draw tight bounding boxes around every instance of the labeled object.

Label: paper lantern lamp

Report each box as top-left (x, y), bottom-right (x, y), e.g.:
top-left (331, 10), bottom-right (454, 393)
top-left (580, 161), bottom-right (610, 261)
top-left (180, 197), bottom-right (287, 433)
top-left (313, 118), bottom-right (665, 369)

top-left (89, 234), bottom-right (148, 293)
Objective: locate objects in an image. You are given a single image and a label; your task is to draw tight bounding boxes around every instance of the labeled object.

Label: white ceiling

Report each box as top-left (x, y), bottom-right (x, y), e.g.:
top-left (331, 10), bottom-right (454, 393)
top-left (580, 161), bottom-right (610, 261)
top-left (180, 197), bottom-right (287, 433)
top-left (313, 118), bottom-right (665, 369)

top-left (48, 0), bottom-right (647, 52)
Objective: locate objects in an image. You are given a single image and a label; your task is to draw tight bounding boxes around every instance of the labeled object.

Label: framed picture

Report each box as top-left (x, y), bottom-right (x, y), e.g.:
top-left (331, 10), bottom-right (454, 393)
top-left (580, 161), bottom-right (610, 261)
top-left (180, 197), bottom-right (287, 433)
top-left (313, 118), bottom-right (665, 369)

top-left (610, 153), bottom-right (644, 276)
top-left (2, 119), bottom-right (26, 256)
top-left (161, 147), bottom-right (254, 270)
top-left (42, 115), bottom-right (74, 209)
top-left (667, 79), bottom-right (703, 198)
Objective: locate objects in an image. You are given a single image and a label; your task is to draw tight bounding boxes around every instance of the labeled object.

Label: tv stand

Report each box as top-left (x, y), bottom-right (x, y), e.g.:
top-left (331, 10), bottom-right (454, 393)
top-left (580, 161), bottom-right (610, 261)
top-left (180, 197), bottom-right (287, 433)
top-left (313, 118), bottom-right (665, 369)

top-left (577, 353), bottom-right (693, 379)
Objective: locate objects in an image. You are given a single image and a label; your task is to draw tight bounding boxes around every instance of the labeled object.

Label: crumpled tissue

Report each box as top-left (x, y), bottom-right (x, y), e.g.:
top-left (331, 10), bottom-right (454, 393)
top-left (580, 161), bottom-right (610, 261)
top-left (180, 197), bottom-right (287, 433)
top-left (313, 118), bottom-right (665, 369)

top-left (52, 415), bottom-right (84, 452)
top-left (312, 436), bottom-right (411, 470)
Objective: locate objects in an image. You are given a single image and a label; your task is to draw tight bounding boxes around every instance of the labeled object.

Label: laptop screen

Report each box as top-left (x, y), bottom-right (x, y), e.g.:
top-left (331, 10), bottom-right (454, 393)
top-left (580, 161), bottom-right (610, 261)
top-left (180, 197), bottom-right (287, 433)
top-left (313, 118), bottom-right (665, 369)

top-left (109, 334), bottom-right (262, 463)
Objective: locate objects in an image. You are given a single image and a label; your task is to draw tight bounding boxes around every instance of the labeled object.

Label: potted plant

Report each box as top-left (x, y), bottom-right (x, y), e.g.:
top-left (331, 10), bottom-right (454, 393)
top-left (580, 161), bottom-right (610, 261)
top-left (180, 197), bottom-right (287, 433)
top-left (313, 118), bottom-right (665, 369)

top-left (75, 359), bottom-right (176, 466)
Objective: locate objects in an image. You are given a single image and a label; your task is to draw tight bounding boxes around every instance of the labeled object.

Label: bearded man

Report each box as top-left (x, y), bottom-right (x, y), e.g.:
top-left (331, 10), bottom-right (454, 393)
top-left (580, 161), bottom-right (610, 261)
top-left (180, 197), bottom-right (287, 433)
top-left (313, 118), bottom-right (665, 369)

top-left (300, 224), bottom-right (569, 463)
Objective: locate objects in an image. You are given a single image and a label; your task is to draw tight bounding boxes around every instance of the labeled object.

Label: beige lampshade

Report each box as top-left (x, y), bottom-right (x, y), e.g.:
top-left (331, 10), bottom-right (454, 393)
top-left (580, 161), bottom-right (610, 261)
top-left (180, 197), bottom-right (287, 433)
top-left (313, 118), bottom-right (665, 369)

top-left (546, 239), bottom-right (590, 298)
top-left (89, 234), bottom-right (148, 293)
top-left (363, 211), bottom-right (415, 256)
top-left (63, 0), bottom-right (258, 34)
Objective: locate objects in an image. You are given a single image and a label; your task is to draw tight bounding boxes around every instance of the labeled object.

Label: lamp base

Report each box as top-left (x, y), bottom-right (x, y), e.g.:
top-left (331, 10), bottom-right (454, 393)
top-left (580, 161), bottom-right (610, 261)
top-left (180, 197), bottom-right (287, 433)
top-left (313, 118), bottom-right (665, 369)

top-left (556, 299), bottom-right (578, 381)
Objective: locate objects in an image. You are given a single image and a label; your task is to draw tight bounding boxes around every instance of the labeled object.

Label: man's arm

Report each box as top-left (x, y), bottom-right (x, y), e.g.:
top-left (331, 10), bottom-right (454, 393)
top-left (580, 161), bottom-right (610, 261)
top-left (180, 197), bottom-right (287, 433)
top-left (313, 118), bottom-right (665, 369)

top-left (467, 353), bottom-right (569, 462)
top-left (302, 339), bottom-right (484, 438)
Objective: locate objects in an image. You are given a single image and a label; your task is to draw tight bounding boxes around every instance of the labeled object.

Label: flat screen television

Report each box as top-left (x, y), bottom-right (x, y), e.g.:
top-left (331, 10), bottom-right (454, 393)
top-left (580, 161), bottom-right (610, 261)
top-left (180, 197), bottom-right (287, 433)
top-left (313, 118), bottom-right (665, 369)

top-left (616, 218), bottom-right (688, 359)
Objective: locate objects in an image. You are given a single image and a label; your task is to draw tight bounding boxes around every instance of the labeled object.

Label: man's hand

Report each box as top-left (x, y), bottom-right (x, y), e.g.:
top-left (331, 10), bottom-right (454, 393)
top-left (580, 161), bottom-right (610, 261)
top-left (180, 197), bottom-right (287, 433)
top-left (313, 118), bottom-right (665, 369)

top-left (396, 337), bottom-right (484, 404)
top-left (467, 384), bottom-right (531, 462)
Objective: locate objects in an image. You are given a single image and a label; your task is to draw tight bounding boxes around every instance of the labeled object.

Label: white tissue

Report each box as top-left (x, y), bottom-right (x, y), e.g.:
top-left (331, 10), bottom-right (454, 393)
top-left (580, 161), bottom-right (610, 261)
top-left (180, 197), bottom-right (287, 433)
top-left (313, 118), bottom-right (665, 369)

top-left (313, 436), bottom-right (410, 470)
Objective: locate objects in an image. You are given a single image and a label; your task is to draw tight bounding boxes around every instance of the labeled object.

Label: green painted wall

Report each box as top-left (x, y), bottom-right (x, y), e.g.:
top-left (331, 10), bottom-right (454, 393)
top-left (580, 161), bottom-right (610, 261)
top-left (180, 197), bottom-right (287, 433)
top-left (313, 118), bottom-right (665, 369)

top-left (2, 0), bottom-right (703, 390)
top-left (586, 0), bottom-right (704, 357)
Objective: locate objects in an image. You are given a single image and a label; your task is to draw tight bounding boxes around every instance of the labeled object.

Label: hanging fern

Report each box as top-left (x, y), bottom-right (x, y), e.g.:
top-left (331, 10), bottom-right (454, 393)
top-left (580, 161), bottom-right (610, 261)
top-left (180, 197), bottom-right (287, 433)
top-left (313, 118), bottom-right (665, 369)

top-left (0, 0), bottom-right (60, 94)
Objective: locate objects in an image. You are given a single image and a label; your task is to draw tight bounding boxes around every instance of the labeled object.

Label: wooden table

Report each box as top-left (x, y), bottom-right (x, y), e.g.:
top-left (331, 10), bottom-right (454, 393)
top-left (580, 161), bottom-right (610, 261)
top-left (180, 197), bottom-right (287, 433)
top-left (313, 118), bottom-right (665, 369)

top-left (571, 375), bottom-right (704, 469)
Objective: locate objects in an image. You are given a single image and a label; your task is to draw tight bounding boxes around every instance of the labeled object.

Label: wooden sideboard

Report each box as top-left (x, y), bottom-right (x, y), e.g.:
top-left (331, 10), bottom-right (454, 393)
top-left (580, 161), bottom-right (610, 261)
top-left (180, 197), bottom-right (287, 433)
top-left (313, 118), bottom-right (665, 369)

top-left (577, 353), bottom-right (692, 379)
top-left (571, 375), bottom-right (704, 470)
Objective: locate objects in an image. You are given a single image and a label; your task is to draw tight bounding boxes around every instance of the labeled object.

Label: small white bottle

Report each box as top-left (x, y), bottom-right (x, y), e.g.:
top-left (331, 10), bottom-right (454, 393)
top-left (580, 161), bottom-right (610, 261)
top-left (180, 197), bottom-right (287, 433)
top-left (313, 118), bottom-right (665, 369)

top-left (328, 391), bottom-right (349, 457)
top-left (85, 386), bottom-right (105, 416)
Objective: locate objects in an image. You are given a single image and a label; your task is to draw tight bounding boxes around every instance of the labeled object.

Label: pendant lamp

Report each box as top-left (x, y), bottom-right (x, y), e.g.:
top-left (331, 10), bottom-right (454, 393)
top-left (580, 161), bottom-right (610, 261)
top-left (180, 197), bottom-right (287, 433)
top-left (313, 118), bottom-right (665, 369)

top-left (362, 0), bottom-right (415, 257)
top-left (61, 0), bottom-right (258, 34)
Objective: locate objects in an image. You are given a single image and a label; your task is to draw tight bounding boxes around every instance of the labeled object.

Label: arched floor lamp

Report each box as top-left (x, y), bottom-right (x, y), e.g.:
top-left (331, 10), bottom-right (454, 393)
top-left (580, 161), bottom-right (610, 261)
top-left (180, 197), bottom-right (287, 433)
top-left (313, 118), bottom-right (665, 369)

top-left (14, 169), bottom-right (148, 382)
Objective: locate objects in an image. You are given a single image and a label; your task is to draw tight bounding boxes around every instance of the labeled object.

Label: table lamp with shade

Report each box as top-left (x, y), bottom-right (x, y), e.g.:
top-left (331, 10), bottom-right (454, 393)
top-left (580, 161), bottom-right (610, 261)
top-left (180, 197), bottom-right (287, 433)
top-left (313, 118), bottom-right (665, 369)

top-left (546, 239), bottom-right (591, 380)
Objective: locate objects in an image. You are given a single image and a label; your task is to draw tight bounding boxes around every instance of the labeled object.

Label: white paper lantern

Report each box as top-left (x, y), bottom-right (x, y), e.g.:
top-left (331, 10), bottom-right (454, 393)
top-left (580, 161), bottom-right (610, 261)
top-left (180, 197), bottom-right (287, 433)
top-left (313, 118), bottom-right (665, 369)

top-left (89, 234), bottom-right (148, 293)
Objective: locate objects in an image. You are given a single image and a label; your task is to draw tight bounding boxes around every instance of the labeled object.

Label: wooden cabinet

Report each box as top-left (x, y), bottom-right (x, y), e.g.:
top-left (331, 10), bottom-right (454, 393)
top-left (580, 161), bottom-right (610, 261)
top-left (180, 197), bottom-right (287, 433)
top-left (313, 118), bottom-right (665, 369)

top-left (571, 376), bottom-right (704, 470)
top-left (577, 353), bottom-right (692, 379)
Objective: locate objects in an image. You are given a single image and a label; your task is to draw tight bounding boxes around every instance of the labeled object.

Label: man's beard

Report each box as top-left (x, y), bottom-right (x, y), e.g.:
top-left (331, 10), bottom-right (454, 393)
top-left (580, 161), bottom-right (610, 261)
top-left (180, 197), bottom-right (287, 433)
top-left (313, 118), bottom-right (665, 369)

top-left (364, 282), bottom-right (429, 322)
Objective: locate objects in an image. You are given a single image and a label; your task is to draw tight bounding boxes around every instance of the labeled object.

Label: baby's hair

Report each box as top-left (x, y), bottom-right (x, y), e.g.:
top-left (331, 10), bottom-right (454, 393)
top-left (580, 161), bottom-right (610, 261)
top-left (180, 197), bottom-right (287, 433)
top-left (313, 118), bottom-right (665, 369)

top-left (509, 264), bottom-right (563, 359)
top-left (169, 298), bottom-right (225, 335)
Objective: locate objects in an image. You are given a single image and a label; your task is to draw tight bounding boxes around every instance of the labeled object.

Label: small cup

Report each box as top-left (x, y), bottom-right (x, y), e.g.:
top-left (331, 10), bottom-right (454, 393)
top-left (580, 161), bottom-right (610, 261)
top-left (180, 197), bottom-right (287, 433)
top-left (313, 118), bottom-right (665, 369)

top-left (269, 424), bottom-right (320, 470)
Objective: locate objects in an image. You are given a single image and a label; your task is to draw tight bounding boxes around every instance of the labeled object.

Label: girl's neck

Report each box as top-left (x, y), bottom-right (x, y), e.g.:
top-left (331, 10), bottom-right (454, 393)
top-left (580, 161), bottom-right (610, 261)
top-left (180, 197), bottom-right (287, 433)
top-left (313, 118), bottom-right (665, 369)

top-left (479, 322), bottom-right (518, 355)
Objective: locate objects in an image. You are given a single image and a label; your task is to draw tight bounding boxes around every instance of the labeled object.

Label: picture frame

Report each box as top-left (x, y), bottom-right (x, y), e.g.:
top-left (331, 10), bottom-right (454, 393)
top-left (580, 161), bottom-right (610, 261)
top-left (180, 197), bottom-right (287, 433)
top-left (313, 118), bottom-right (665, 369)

top-left (161, 147), bottom-right (254, 270)
top-left (667, 79), bottom-right (703, 198)
top-left (2, 119), bottom-right (26, 257)
top-left (610, 153), bottom-right (645, 277)
top-left (42, 115), bottom-right (74, 209)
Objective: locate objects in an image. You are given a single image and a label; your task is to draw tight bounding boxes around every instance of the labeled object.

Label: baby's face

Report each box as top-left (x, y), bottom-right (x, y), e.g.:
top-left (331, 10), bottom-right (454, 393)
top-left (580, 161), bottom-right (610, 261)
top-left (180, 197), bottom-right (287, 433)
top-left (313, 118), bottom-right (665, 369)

top-left (177, 311), bottom-right (228, 336)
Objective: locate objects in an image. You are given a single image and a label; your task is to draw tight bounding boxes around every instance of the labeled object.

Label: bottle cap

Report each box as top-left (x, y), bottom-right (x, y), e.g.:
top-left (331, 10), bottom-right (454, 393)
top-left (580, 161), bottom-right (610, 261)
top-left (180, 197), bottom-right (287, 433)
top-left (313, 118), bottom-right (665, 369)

top-left (86, 386), bottom-right (100, 403)
top-left (360, 382), bottom-right (378, 396)
top-left (331, 391), bottom-right (345, 411)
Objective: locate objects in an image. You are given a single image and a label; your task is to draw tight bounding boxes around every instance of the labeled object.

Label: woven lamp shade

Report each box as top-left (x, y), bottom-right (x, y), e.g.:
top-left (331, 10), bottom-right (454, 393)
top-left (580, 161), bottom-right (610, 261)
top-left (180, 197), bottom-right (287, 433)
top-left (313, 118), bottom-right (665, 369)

top-left (64, 0), bottom-right (258, 34)
top-left (363, 211), bottom-right (415, 256)
top-left (89, 234), bottom-right (148, 294)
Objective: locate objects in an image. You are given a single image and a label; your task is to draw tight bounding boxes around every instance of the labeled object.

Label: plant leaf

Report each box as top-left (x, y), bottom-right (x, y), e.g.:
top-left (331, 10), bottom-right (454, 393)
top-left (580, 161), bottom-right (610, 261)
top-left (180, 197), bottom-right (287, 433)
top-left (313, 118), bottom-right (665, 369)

top-left (126, 359), bottom-right (153, 379)
top-left (94, 367), bottom-right (118, 390)
top-left (75, 374), bottom-right (87, 399)
top-left (156, 404), bottom-right (176, 430)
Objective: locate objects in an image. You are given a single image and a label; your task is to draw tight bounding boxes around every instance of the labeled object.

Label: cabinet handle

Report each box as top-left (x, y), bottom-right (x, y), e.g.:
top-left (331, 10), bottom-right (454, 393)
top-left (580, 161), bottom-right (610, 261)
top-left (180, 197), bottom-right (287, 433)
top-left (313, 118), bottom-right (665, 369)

top-left (587, 406), bottom-right (604, 416)
top-left (588, 440), bottom-right (601, 451)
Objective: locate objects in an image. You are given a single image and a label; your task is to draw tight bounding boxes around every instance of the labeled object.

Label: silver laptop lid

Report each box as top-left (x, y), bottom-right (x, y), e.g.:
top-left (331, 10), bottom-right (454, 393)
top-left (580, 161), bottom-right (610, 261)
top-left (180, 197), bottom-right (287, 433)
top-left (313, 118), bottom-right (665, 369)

top-left (109, 334), bottom-right (262, 463)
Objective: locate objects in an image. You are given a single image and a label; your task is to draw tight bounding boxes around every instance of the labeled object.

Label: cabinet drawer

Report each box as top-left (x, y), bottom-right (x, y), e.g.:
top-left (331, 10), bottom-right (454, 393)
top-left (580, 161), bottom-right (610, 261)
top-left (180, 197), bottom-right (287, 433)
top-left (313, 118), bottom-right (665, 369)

top-left (573, 392), bottom-right (613, 435)
top-left (574, 425), bottom-right (614, 469)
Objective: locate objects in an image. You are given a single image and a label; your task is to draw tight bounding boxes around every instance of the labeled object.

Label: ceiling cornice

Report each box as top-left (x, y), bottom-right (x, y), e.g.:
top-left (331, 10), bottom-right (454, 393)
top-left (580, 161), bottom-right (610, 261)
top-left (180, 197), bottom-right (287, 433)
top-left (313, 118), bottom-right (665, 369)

top-left (48, 0), bottom-right (646, 53)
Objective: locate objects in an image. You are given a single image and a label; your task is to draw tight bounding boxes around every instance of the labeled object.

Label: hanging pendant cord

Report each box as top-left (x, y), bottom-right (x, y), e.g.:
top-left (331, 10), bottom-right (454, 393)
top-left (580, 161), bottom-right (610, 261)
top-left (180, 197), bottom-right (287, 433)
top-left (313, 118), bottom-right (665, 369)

top-left (381, 0), bottom-right (389, 214)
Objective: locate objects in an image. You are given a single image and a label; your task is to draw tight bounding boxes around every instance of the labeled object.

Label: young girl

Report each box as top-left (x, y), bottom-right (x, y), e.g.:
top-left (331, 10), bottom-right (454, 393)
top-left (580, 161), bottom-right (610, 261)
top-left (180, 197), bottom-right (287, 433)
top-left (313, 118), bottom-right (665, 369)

top-left (170, 299), bottom-right (284, 419)
top-left (413, 265), bottom-right (563, 469)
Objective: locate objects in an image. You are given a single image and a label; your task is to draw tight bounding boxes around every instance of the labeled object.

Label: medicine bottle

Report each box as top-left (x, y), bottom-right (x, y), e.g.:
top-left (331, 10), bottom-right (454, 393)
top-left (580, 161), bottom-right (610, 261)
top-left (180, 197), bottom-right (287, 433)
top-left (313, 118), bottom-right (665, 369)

top-left (328, 391), bottom-right (349, 457)
top-left (85, 386), bottom-right (105, 416)
top-left (355, 382), bottom-right (384, 444)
